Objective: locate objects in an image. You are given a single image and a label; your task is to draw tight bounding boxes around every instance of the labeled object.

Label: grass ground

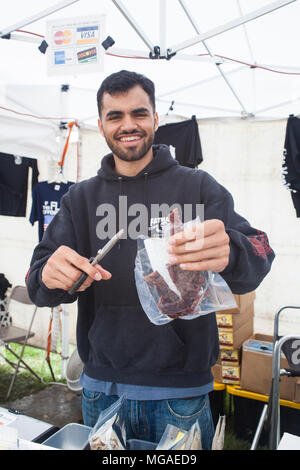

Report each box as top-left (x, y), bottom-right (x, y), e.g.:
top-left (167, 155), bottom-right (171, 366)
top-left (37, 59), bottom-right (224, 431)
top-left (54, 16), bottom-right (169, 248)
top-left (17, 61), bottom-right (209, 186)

top-left (0, 343), bottom-right (69, 402)
top-left (0, 343), bottom-right (263, 450)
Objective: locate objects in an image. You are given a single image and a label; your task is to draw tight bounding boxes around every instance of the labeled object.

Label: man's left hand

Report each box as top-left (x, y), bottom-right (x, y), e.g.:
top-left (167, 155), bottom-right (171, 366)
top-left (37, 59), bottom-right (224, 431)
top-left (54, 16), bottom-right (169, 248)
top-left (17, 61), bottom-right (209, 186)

top-left (167, 219), bottom-right (230, 273)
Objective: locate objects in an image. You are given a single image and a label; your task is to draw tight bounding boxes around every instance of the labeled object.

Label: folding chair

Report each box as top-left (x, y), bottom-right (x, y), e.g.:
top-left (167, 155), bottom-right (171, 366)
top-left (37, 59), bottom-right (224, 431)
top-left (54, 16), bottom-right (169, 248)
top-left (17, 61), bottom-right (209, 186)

top-left (251, 305), bottom-right (300, 450)
top-left (0, 285), bottom-right (41, 398)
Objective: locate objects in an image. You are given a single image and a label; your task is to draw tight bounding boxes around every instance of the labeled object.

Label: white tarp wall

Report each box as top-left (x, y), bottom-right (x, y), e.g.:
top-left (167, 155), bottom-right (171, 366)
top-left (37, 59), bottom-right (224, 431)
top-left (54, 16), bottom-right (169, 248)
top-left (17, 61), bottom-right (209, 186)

top-left (198, 117), bottom-right (300, 336)
top-left (0, 126), bottom-right (110, 350)
top-left (1, 117), bottom-right (299, 351)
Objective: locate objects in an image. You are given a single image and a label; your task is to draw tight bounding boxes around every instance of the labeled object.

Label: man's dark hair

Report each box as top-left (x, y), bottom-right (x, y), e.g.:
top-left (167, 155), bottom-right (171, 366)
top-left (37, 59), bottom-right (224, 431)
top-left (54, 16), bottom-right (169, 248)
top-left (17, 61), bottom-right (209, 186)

top-left (97, 70), bottom-right (155, 117)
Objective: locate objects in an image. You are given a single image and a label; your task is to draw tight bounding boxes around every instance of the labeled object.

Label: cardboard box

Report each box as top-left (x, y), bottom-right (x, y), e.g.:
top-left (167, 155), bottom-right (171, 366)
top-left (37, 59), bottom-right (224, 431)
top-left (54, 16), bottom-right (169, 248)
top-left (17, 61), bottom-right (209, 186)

top-left (218, 315), bottom-right (254, 350)
top-left (220, 349), bottom-right (240, 366)
top-left (217, 291), bottom-right (256, 315)
top-left (212, 363), bottom-right (240, 384)
top-left (216, 304), bottom-right (254, 330)
top-left (240, 334), bottom-right (300, 402)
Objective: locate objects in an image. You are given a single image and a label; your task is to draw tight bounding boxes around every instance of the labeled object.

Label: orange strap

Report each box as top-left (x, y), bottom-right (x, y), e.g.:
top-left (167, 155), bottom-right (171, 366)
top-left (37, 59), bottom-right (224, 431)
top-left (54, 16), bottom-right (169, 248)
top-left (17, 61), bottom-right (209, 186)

top-left (58, 121), bottom-right (78, 168)
top-left (46, 316), bottom-right (53, 359)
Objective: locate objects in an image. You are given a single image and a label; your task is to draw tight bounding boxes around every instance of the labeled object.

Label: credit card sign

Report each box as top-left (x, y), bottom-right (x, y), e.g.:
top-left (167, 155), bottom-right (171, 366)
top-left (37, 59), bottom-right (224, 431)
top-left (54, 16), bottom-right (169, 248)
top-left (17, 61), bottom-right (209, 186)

top-left (47, 15), bottom-right (105, 76)
top-left (77, 26), bottom-right (99, 44)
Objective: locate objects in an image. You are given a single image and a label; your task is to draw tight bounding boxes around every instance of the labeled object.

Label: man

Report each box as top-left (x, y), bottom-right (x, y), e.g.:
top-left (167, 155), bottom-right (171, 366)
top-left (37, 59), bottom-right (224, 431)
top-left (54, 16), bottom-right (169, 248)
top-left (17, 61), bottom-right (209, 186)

top-left (26, 70), bottom-right (275, 449)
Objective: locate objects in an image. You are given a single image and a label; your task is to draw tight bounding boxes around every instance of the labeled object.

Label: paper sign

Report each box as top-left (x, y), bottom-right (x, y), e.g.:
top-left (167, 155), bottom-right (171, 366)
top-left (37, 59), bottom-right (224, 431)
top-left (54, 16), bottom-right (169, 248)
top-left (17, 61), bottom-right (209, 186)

top-left (46, 15), bottom-right (105, 76)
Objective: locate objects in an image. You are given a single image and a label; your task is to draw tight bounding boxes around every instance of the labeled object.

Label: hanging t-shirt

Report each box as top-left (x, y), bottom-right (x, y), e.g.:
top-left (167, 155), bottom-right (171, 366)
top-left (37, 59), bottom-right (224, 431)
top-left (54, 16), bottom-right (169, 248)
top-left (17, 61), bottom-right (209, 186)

top-left (154, 117), bottom-right (203, 168)
top-left (0, 152), bottom-right (39, 217)
top-left (29, 181), bottom-right (75, 241)
top-left (282, 116), bottom-right (300, 217)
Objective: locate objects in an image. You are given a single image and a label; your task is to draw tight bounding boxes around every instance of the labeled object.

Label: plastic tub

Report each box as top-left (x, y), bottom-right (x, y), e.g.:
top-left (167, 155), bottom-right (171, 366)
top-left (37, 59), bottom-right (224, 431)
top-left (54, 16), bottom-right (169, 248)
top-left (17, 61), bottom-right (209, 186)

top-left (209, 381), bottom-right (226, 427)
top-left (227, 385), bottom-right (300, 444)
top-left (42, 423), bottom-right (92, 450)
top-left (127, 439), bottom-right (157, 450)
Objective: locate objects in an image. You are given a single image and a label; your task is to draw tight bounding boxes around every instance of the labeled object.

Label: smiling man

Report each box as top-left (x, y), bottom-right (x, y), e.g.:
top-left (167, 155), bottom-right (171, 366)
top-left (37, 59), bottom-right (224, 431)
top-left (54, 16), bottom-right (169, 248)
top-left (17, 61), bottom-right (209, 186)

top-left (97, 73), bottom-right (159, 176)
top-left (98, 84), bottom-right (158, 167)
top-left (27, 70), bottom-right (275, 450)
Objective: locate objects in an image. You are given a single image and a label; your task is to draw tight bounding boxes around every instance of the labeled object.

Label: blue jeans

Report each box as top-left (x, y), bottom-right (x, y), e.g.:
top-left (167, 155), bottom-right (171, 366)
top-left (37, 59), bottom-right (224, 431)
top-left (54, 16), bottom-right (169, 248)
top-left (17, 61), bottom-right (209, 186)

top-left (82, 389), bottom-right (215, 450)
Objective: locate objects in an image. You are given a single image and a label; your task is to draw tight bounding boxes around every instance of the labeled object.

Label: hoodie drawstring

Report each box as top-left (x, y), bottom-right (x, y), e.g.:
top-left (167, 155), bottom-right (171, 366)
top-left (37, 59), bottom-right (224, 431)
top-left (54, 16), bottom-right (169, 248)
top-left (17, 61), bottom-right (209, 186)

top-left (143, 172), bottom-right (148, 209)
top-left (118, 176), bottom-right (123, 249)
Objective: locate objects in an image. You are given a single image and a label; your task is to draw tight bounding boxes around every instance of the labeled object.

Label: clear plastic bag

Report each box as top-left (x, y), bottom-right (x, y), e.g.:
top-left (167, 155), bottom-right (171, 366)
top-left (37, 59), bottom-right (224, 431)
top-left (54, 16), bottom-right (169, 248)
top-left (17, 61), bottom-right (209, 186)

top-left (156, 424), bottom-right (187, 450)
top-left (156, 421), bottom-right (202, 450)
top-left (88, 395), bottom-right (127, 450)
top-left (211, 415), bottom-right (226, 450)
top-left (134, 210), bottom-right (237, 325)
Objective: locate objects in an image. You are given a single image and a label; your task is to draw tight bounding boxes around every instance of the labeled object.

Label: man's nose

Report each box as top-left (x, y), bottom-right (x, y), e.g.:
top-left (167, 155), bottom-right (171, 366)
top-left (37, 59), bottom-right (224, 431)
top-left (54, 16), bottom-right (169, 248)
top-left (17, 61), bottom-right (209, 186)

top-left (120, 115), bottom-right (138, 132)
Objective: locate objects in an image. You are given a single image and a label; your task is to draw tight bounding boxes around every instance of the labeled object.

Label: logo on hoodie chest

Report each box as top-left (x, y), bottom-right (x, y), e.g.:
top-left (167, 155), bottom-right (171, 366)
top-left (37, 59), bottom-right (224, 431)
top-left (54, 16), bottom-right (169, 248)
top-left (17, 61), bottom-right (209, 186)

top-left (149, 216), bottom-right (169, 237)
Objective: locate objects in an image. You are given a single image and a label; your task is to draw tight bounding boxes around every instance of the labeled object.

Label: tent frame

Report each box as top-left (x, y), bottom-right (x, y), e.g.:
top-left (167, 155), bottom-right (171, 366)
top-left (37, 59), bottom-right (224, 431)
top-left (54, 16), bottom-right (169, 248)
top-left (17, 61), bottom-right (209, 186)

top-left (0, 0), bottom-right (298, 118)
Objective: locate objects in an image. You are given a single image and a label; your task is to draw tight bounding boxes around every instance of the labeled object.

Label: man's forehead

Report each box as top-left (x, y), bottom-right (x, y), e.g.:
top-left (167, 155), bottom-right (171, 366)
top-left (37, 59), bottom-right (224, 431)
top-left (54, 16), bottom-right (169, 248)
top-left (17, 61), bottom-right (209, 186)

top-left (101, 85), bottom-right (152, 113)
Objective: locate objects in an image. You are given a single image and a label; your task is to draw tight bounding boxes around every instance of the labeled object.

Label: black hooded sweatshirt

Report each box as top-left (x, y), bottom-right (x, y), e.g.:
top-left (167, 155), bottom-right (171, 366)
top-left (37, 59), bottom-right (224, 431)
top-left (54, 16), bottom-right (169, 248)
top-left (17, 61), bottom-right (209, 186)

top-left (26, 145), bottom-right (275, 388)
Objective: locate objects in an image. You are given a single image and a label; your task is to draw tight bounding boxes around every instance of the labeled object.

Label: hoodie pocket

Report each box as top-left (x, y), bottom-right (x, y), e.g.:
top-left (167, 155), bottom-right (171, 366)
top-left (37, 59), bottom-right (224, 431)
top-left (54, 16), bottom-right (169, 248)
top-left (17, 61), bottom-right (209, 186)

top-left (88, 305), bottom-right (185, 371)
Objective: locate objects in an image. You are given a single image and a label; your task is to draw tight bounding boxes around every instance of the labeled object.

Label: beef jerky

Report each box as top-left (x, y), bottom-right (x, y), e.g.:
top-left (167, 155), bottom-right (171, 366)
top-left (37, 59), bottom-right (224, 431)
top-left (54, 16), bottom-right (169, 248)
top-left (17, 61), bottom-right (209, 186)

top-left (144, 269), bottom-right (204, 320)
top-left (164, 292), bottom-right (202, 319)
top-left (144, 270), bottom-right (189, 319)
top-left (143, 270), bottom-right (180, 305)
top-left (167, 209), bottom-right (206, 316)
top-left (167, 264), bottom-right (205, 302)
top-left (169, 208), bottom-right (183, 236)
top-left (144, 210), bottom-right (207, 319)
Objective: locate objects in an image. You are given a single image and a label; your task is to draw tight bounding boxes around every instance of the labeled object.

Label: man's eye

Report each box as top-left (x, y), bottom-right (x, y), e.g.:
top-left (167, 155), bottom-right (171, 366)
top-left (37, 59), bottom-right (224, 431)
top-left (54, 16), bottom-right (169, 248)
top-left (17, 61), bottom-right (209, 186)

top-left (135, 112), bottom-right (147, 117)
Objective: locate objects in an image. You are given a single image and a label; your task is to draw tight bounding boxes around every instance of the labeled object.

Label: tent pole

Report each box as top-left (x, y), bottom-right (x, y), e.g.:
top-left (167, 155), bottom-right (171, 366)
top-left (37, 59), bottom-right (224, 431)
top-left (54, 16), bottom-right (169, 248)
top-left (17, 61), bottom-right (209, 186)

top-left (159, 0), bottom-right (167, 57)
top-left (3, 33), bottom-right (41, 44)
top-left (60, 305), bottom-right (69, 378)
top-left (157, 66), bottom-right (244, 99)
top-left (178, 0), bottom-right (250, 116)
top-left (256, 96), bottom-right (300, 115)
top-left (111, 0), bottom-right (154, 53)
top-left (169, 0), bottom-right (296, 54)
top-left (0, 0), bottom-right (80, 37)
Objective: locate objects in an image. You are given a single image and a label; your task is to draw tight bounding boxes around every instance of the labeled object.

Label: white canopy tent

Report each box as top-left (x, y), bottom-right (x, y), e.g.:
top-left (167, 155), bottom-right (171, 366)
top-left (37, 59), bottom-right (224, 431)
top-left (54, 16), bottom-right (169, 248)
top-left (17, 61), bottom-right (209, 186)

top-left (1, 0), bottom-right (300, 127)
top-left (0, 0), bottom-right (299, 160)
top-left (1, 0), bottom-right (300, 375)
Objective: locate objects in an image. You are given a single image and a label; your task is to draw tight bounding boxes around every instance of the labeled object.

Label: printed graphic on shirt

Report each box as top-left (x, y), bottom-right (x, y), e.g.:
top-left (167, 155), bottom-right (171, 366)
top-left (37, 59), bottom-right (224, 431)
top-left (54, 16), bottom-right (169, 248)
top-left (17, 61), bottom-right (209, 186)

top-left (149, 216), bottom-right (170, 237)
top-left (43, 201), bottom-right (59, 233)
top-left (247, 231), bottom-right (273, 258)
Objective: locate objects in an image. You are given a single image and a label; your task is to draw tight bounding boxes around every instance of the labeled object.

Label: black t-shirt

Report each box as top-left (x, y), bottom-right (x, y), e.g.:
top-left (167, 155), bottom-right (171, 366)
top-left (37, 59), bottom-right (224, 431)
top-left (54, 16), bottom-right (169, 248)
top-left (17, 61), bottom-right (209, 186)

top-left (0, 152), bottom-right (39, 217)
top-left (154, 117), bottom-right (203, 168)
top-left (282, 117), bottom-right (300, 217)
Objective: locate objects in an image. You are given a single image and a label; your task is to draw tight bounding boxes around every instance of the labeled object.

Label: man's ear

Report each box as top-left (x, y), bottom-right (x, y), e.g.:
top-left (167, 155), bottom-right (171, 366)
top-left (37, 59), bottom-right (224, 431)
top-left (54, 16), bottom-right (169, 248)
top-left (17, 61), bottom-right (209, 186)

top-left (154, 111), bottom-right (159, 132)
top-left (98, 118), bottom-right (104, 136)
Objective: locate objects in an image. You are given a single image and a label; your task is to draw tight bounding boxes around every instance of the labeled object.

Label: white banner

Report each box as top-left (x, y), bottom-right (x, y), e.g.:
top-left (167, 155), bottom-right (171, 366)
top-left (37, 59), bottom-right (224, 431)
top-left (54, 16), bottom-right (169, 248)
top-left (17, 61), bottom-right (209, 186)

top-left (46, 15), bottom-right (106, 76)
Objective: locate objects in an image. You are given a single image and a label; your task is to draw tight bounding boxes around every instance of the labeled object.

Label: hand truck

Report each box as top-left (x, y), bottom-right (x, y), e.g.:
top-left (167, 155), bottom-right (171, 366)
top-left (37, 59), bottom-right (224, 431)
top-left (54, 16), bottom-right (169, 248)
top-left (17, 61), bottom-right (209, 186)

top-left (251, 305), bottom-right (300, 450)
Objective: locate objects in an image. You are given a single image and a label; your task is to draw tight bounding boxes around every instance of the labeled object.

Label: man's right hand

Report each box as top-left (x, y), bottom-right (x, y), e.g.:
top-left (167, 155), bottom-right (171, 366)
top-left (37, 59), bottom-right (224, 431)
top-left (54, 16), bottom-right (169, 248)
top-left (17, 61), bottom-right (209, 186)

top-left (41, 245), bottom-right (112, 292)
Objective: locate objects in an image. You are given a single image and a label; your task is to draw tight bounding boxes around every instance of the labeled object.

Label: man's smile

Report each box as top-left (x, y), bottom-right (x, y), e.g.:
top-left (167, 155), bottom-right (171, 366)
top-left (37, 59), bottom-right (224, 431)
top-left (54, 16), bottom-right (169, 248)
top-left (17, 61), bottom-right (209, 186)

top-left (117, 133), bottom-right (144, 146)
top-left (119, 135), bottom-right (142, 142)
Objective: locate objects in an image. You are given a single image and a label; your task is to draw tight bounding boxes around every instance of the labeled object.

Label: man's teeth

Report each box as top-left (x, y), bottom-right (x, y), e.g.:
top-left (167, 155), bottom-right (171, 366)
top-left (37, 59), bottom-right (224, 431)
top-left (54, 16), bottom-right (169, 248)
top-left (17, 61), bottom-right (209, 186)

top-left (120, 136), bottom-right (141, 141)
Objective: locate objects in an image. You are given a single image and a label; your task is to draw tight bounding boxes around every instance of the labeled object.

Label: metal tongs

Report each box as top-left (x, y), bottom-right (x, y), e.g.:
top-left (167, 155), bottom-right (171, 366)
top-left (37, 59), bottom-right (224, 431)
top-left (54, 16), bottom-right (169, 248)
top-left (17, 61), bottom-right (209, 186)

top-left (68, 229), bottom-right (124, 295)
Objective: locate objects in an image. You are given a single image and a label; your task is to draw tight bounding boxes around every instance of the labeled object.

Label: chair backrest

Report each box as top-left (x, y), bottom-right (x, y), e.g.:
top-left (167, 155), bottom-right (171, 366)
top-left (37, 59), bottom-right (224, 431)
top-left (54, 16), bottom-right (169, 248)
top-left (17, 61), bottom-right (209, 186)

top-left (10, 286), bottom-right (33, 305)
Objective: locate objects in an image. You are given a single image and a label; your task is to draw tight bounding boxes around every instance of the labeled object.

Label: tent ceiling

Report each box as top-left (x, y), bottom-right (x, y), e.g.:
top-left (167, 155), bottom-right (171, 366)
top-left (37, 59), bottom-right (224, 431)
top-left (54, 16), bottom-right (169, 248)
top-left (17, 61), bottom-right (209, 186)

top-left (0, 0), bottom-right (300, 126)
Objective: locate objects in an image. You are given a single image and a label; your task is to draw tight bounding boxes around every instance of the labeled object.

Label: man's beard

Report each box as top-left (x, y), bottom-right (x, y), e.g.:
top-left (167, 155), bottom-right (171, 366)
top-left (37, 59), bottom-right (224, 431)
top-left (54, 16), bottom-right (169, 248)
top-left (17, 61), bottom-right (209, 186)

top-left (104, 130), bottom-right (155, 162)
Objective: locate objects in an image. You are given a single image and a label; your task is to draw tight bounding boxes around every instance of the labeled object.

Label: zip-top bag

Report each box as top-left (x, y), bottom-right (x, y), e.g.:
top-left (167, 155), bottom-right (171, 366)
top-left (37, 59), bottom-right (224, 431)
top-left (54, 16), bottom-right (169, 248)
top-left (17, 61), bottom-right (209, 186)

top-left (135, 209), bottom-right (236, 325)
